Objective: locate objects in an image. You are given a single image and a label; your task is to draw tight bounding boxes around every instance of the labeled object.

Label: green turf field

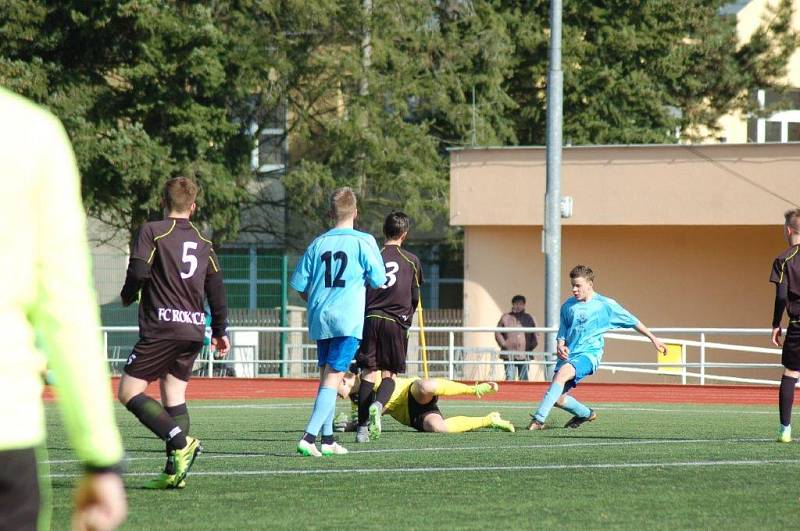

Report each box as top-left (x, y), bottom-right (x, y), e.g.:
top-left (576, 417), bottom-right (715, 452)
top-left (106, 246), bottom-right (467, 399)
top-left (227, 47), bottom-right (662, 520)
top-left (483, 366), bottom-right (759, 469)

top-left (45, 399), bottom-right (799, 530)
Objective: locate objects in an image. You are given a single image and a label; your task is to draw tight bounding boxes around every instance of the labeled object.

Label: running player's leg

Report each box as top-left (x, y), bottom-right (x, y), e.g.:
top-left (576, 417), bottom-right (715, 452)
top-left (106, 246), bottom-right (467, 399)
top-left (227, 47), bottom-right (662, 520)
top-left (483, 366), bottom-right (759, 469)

top-left (779, 325), bottom-right (800, 442)
top-left (118, 373), bottom-right (186, 451)
top-left (355, 320), bottom-right (379, 438)
top-left (299, 337), bottom-right (358, 456)
top-left (779, 368), bottom-right (799, 442)
top-left (528, 362), bottom-right (576, 428)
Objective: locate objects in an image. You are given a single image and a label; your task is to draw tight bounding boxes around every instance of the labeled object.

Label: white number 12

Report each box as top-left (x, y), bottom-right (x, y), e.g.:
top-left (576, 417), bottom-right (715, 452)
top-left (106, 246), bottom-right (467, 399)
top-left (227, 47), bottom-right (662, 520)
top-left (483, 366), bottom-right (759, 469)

top-left (181, 241), bottom-right (198, 279)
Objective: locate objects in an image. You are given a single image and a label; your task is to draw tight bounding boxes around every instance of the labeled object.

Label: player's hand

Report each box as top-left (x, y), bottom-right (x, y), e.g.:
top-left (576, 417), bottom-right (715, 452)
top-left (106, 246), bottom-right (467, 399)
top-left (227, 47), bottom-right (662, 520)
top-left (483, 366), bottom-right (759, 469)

top-left (556, 344), bottom-right (569, 360)
top-left (653, 338), bottom-right (667, 354)
top-left (211, 335), bottom-right (231, 358)
top-left (772, 327), bottom-right (783, 347)
top-left (72, 472), bottom-right (127, 531)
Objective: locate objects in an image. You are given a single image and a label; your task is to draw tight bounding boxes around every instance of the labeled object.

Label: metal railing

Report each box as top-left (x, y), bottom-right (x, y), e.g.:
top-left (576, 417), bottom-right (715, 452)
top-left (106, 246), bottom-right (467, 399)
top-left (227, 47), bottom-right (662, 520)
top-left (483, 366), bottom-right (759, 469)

top-left (101, 326), bottom-right (784, 385)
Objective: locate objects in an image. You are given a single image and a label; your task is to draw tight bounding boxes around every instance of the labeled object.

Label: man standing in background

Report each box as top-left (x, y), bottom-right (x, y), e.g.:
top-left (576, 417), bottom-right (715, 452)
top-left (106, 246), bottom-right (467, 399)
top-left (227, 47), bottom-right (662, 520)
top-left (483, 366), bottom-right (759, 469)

top-left (495, 295), bottom-right (538, 381)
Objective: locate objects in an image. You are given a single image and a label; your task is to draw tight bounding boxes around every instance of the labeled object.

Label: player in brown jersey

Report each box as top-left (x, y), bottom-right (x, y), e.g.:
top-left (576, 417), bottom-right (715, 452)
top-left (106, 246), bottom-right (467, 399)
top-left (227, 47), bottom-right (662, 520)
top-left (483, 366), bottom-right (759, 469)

top-left (117, 177), bottom-right (230, 488)
top-left (771, 208), bottom-right (800, 443)
top-left (355, 211), bottom-right (423, 442)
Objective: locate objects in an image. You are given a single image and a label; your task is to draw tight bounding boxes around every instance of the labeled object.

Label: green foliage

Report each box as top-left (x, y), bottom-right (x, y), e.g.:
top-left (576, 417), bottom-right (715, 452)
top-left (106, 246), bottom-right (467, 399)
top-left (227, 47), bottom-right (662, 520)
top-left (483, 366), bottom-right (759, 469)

top-left (498, 0), bottom-right (798, 145)
top-left (0, 1), bottom-right (251, 245)
top-left (1, 0), bottom-right (797, 247)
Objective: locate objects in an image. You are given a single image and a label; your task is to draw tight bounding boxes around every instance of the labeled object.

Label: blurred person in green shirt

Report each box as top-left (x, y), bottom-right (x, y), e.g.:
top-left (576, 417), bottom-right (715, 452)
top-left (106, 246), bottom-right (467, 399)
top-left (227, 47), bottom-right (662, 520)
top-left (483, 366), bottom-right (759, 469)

top-left (0, 87), bottom-right (126, 531)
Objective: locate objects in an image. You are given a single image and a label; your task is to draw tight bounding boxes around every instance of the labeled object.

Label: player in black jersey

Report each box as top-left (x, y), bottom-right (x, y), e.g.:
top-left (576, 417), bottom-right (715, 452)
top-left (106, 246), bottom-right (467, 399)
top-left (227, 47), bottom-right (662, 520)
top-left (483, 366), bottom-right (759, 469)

top-left (118, 177), bottom-right (230, 489)
top-left (355, 211), bottom-right (423, 441)
top-left (771, 208), bottom-right (800, 443)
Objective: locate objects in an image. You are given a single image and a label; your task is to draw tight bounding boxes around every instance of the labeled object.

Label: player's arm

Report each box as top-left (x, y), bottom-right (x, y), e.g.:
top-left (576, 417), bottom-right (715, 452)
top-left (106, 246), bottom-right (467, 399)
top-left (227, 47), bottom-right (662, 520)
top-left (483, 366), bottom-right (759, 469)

top-left (32, 112), bottom-right (125, 528)
top-left (363, 237), bottom-right (387, 288)
top-left (633, 321), bottom-right (666, 353)
top-left (120, 226), bottom-right (154, 306)
top-left (495, 317), bottom-right (507, 349)
top-left (205, 249), bottom-right (230, 355)
top-left (410, 256), bottom-right (423, 312)
top-left (528, 315), bottom-right (538, 351)
top-left (770, 258), bottom-right (787, 347)
top-left (556, 304), bottom-right (569, 358)
top-left (290, 245), bottom-right (314, 298)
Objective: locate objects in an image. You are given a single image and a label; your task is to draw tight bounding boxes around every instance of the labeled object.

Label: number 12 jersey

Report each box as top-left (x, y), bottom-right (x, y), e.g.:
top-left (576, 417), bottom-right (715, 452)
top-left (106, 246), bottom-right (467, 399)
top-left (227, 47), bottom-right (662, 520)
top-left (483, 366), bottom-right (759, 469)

top-left (290, 228), bottom-right (386, 340)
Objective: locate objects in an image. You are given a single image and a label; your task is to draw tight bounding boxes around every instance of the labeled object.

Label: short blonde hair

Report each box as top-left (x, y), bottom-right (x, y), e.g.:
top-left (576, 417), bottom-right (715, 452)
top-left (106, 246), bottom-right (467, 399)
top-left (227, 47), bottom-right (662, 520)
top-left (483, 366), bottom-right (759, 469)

top-left (785, 208), bottom-right (800, 231)
top-left (163, 177), bottom-right (198, 213)
top-left (330, 187), bottom-right (357, 222)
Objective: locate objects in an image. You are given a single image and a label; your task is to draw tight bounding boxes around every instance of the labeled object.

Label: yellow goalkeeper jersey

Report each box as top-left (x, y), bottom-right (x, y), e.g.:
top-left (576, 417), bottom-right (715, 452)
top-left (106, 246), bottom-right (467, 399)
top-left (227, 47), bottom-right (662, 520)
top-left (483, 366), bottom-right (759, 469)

top-left (380, 376), bottom-right (420, 427)
top-left (0, 87), bottom-right (123, 467)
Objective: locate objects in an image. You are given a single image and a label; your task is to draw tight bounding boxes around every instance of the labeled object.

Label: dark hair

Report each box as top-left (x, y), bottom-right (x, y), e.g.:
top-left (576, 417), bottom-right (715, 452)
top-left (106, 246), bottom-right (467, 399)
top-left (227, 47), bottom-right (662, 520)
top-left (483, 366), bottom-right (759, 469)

top-left (511, 295), bottom-right (526, 304)
top-left (163, 177), bottom-right (198, 213)
top-left (383, 211), bottom-right (410, 239)
top-left (569, 265), bottom-right (594, 282)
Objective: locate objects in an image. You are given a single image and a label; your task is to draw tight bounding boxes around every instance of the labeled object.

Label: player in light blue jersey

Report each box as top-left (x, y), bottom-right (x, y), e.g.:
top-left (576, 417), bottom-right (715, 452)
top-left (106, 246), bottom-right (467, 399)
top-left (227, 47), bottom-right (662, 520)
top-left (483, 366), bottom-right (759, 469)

top-left (528, 265), bottom-right (665, 430)
top-left (291, 187), bottom-right (386, 456)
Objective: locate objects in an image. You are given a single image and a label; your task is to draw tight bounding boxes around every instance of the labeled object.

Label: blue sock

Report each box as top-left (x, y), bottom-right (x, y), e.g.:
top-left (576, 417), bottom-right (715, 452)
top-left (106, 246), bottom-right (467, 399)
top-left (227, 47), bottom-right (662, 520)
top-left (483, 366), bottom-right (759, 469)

top-left (304, 386), bottom-right (337, 438)
top-left (322, 397), bottom-right (336, 437)
top-left (533, 382), bottom-right (564, 423)
top-left (557, 395), bottom-right (591, 419)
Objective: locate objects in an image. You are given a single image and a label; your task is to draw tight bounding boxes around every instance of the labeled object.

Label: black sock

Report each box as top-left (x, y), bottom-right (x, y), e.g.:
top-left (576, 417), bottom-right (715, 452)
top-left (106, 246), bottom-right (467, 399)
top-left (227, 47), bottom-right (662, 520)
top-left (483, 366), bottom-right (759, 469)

top-left (321, 435), bottom-right (335, 445)
top-left (126, 393), bottom-right (187, 450)
top-left (357, 380), bottom-right (375, 426)
top-left (302, 432), bottom-right (316, 444)
top-left (375, 378), bottom-right (396, 408)
top-left (164, 403), bottom-right (190, 473)
top-left (779, 375), bottom-right (798, 427)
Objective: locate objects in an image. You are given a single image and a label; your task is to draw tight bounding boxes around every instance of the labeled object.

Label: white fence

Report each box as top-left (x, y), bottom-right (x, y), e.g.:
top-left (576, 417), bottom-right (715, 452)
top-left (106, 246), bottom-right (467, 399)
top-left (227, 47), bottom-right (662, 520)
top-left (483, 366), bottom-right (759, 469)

top-left (101, 326), bottom-right (786, 385)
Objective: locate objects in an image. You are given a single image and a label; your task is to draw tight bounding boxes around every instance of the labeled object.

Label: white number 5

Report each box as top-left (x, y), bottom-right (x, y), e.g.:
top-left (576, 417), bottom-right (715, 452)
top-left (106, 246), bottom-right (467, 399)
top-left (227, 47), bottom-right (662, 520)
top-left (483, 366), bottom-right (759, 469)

top-left (181, 241), bottom-right (198, 279)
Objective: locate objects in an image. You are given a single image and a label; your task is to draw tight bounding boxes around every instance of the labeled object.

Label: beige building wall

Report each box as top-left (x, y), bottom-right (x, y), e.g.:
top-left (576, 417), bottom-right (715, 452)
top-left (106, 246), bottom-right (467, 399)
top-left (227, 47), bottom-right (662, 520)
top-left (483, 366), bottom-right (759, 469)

top-left (451, 144), bottom-right (800, 382)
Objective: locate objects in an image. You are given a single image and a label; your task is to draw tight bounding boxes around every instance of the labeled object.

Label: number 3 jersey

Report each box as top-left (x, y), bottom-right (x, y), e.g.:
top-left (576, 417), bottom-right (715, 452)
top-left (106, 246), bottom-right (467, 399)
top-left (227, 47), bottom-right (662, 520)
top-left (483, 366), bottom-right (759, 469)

top-left (290, 228), bottom-right (386, 340)
top-left (120, 218), bottom-right (228, 342)
top-left (365, 244), bottom-right (424, 329)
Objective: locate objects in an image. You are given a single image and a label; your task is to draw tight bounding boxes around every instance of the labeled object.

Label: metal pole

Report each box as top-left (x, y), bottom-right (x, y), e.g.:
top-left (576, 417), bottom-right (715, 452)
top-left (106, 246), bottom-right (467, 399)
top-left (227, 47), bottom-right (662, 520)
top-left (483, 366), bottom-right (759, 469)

top-left (448, 331), bottom-right (455, 380)
top-left (279, 254), bottom-right (288, 377)
top-left (471, 86), bottom-right (477, 146)
top-left (544, 0), bottom-right (563, 382)
top-left (700, 333), bottom-right (706, 385)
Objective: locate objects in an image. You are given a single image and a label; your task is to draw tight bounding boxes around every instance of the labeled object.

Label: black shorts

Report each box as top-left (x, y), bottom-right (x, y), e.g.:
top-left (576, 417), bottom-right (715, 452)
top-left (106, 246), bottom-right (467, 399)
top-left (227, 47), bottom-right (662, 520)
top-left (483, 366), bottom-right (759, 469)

top-left (0, 448), bottom-right (40, 531)
top-left (407, 388), bottom-right (442, 432)
top-left (356, 316), bottom-right (408, 374)
top-left (783, 322), bottom-right (800, 371)
top-left (124, 338), bottom-right (204, 382)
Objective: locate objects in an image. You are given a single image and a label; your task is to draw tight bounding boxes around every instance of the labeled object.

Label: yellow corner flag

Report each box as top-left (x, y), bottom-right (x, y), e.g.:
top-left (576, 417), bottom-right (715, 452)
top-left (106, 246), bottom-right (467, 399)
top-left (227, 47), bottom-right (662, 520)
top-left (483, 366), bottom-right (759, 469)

top-left (658, 343), bottom-right (684, 374)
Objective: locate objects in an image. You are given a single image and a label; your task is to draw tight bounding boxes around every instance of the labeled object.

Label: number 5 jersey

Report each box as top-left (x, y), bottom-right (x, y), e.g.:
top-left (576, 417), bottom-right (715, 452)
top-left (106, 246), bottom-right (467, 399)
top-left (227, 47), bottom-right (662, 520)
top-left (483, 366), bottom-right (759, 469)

top-left (120, 218), bottom-right (228, 342)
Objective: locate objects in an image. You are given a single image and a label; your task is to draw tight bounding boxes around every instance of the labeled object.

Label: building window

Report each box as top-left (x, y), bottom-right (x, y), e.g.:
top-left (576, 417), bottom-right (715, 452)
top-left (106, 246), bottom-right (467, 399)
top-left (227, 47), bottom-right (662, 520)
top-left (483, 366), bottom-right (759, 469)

top-left (748, 89), bottom-right (800, 143)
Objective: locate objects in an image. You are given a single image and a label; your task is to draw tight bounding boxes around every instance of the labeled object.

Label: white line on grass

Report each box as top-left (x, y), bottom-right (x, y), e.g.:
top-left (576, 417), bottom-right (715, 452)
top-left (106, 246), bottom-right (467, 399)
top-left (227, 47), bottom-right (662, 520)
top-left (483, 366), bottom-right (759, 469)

top-left (47, 458), bottom-right (800, 479)
top-left (187, 403), bottom-right (774, 415)
top-left (43, 437), bottom-right (774, 465)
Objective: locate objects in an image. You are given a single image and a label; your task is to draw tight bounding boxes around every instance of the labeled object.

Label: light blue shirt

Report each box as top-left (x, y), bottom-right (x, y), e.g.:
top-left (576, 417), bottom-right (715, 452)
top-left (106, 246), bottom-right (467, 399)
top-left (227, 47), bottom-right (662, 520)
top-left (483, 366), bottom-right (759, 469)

top-left (556, 293), bottom-right (638, 368)
top-left (291, 228), bottom-right (386, 340)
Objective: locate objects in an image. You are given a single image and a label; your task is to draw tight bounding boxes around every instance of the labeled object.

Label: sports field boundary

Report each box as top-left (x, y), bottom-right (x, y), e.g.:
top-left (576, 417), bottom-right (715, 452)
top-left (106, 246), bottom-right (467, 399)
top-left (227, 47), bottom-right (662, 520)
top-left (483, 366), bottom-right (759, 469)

top-left (43, 378), bottom-right (787, 405)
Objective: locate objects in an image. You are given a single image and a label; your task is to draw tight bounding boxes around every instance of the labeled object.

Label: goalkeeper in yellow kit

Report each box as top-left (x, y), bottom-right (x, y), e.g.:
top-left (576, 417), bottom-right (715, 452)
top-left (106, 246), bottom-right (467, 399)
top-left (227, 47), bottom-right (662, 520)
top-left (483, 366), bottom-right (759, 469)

top-left (336, 373), bottom-right (514, 433)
